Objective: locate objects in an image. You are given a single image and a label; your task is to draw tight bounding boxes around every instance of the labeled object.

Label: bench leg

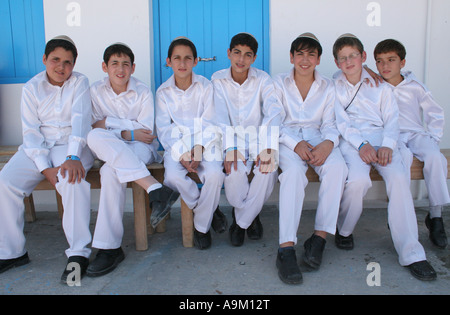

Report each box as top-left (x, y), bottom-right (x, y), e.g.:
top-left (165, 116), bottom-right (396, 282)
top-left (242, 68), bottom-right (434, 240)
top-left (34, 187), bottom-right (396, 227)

top-left (132, 183), bottom-right (148, 251)
top-left (24, 194), bottom-right (37, 223)
top-left (181, 199), bottom-right (194, 248)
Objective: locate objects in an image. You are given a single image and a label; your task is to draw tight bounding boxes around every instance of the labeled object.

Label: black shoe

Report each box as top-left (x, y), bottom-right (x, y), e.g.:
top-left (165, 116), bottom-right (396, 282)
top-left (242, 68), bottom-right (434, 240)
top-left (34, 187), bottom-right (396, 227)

top-left (276, 248), bottom-right (303, 285)
top-left (86, 248), bottom-right (125, 277)
top-left (194, 229), bottom-right (212, 250)
top-left (247, 215), bottom-right (263, 240)
top-left (211, 207), bottom-right (228, 234)
top-left (61, 256), bottom-right (89, 284)
top-left (407, 260), bottom-right (437, 281)
top-left (335, 230), bottom-right (354, 250)
top-left (303, 234), bottom-right (326, 270)
top-left (229, 208), bottom-right (245, 247)
top-left (149, 185), bottom-right (180, 228)
top-left (0, 252), bottom-right (30, 274)
top-left (425, 214), bottom-right (448, 249)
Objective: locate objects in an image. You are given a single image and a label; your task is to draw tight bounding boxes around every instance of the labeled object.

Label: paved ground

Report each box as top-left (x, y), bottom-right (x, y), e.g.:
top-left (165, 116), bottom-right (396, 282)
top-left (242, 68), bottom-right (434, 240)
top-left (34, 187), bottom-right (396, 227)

top-left (0, 203), bottom-right (449, 296)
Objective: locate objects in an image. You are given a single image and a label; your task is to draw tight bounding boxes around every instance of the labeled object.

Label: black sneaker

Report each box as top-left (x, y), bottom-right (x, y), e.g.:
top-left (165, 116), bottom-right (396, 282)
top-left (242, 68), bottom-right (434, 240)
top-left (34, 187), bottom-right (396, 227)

top-left (425, 214), bottom-right (448, 249)
top-left (86, 248), bottom-right (125, 277)
top-left (194, 229), bottom-right (212, 250)
top-left (335, 230), bottom-right (354, 250)
top-left (247, 215), bottom-right (263, 240)
top-left (303, 234), bottom-right (326, 270)
top-left (61, 256), bottom-right (89, 284)
top-left (229, 208), bottom-right (245, 247)
top-left (211, 207), bottom-right (228, 234)
top-left (407, 260), bottom-right (437, 281)
top-left (0, 252), bottom-right (30, 274)
top-left (276, 248), bottom-right (303, 285)
top-left (149, 185), bottom-right (180, 228)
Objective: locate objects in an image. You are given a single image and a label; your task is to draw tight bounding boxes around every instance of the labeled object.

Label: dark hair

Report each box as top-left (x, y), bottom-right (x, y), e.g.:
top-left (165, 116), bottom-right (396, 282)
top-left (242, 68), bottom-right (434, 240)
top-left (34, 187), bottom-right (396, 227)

top-left (290, 37), bottom-right (322, 57)
top-left (103, 43), bottom-right (135, 65)
top-left (332, 36), bottom-right (364, 60)
top-left (229, 33), bottom-right (258, 55)
top-left (374, 39), bottom-right (406, 60)
top-left (45, 39), bottom-right (78, 63)
top-left (167, 38), bottom-right (198, 59)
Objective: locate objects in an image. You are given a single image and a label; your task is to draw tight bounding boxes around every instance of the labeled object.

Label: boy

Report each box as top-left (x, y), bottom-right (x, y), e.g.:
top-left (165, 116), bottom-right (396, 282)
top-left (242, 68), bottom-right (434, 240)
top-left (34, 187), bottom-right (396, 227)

top-left (87, 43), bottom-right (179, 276)
top-left (333, 33), bottom-right (436, 281)
top-left (374, 39), bottom-right (449, 249)
top-left (273, 33), bottom-right (347, 284)
top-left (155, 37), bottom-right (225, 250)
top-left (0, 36), bottom-right (94, 283)
top-left (212, 33), bottom-right (284, 247)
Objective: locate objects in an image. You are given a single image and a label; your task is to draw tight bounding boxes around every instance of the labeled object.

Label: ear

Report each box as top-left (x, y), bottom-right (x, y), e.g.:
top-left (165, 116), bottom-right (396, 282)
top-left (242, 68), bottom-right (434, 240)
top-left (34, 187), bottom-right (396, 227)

top-left (400, 59), bottom-right (406, 69)
top-left (361, 51), bottom-right (367, 63)
top-left (102, 62), bottom-right (108, 73)
top-left (316, 56), bottom-right (321, 66)
top-left (334, 59), bottom-right (341, 69)
top-left (290, 53), bottom-right (294, 65)
top-left (131, 63), bottom-right (136, 74)
top-left (42, 54), bottom-right (47, 65)
top-left (166, 57), bottom-right (172, 68)
top-left (227, 49), bottom-right (231, 60)
top-left (193, 57), bottom-right (199, 67)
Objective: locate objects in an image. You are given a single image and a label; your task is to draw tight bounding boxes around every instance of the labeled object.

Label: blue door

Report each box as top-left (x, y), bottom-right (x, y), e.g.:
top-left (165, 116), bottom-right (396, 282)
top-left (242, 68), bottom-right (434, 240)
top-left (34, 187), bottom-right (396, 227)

top-left (153, 0), bottom-right (270, 88)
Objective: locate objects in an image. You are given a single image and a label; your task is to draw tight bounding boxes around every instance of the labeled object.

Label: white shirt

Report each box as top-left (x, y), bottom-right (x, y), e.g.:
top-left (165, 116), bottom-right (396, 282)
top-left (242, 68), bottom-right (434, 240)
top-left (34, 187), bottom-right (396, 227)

top-left (334, 68), bottom-right (399, 151)
top-left (274, 68), bottom-right (340, 151)
top-left (211, 67), bottom-right (284, 159)
top-left (155, 73), bottom-right (218, 161)
top-left (90, 76), bottom-right (161, 162)
top-left (386, 71), bottom-right (444, 143)
top-left (20, 71), bottom-right (92, 172)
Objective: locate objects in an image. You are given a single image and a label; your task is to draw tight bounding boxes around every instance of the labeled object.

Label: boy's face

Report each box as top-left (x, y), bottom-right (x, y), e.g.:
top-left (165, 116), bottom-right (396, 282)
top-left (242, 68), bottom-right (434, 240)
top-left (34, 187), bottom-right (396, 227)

top-left (166, 45), bottom-right (198, 80)
top-left (227, 44), bottom-right (256, 75)
top-left (375, 52), bottom-right (405, 83)
top-left (290, 48), bottom-right (321, 77)
top-left (335, 46), bottom-right (366, 78)
top-left (43, 47), bottom-right (75, 87)
top-left (102, 53), bottom-right (135, 92)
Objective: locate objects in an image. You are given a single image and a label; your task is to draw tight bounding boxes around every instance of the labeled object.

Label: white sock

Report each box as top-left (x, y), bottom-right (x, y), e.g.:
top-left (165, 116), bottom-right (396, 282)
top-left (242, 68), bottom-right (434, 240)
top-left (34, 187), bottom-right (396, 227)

top-left (429, 205), bottom-right (443, 218)
top-left (147, 183), bottom-right (162, 194)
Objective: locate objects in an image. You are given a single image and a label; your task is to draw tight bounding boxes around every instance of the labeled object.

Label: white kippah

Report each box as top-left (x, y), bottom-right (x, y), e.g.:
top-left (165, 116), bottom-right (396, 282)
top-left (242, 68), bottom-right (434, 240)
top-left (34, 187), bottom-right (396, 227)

top-left (172, 36), bottom-right (194, 44)
top-left (297, 32), bottom-right (320, 43)
top-left (337, 33), bottom-right (359, 40)
top-left (50, 35), bottom-right (76, 47)
top-left (237, 32), bottom-right (257, 40)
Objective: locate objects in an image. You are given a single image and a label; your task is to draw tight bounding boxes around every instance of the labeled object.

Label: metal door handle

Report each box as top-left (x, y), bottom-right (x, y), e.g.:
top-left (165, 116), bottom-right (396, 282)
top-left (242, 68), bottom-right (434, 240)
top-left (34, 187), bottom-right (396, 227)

top-left (198, 56), bottom-right (216, 62)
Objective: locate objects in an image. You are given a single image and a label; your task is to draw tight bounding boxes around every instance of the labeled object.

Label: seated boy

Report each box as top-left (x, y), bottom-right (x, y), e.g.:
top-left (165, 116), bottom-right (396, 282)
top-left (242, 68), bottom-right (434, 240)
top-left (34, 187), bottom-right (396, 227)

top-left (0, 36), bottom-right (94, 283)
top-left (211, 33), bottom-right (284, 247)
top-left (374, 39), bottom-right (449, 249)
top-left (273, 33), bottom-right (348, 284)
top-left (155, 37), bottom-right (225, 250)
top-left (87, 43), bottom-right (179, 276)
top-left (333, 33), bottom-right (436, 281)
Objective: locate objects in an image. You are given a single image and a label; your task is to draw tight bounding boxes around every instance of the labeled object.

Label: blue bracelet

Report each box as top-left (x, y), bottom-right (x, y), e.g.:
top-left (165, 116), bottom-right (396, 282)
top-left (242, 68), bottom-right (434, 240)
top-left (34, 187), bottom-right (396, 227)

top-left (226, 147), bottom-right (238, 153)
top-left (131, 130), bottom-right (135, 141)
top-left (358, 141), bottom-right (369, 151)
top-left (66, 155), bottom-right (80, 161)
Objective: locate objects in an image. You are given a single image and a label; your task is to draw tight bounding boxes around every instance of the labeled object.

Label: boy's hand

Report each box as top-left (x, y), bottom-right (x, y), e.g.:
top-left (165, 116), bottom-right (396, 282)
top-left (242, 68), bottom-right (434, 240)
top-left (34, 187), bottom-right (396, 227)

top-left (92, 118), bottom-right (107, 129)
top-left (60, 160), bottom-right (86, 184)
top-left (309, 140), bottom-right (333, 166)
top-left (363, 65), bottom-right (384, 87)
top-left (294, 141), bottom-right (315, 162)
top-left (256, 149), bottom-right (276, 174)
top-left (122, 129), bottom-right (157, 144)
top-left (179, 145), bottom-right (204, 173)
top-left (377, 147), bottom-right (393, 166)
top-left (359, 143), bottom-right (378, 164)
top-left (224, 149), bottom-right (246, 175)
top-left (42, 167), bottom-right (61, 187)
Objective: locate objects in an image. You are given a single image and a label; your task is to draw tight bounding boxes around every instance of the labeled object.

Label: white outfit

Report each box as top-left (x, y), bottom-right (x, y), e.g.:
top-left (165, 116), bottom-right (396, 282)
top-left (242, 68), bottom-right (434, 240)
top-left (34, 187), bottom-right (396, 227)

top-left (155, 73), bottom-right (224, 233)
top-left (387, 71), bottom-right (449, 207)
top-left (334, 69), bottom-right (427, 266)
top-left (88, 76), bottom-right (161, 249)
top-left (274, 69), bottom-right (347, 245)
top-left (0, 71), bottom-right (94, 259)
top-left (211, 67), bottom-right (284, 229)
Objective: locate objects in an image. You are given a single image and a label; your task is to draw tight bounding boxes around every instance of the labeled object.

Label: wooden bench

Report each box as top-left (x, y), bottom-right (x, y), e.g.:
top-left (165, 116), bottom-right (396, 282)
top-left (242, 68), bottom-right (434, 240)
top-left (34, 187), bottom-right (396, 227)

top-left (179, 149), bottom-right (450, 248)
top-left (0, 146), bottom-right (165, 252)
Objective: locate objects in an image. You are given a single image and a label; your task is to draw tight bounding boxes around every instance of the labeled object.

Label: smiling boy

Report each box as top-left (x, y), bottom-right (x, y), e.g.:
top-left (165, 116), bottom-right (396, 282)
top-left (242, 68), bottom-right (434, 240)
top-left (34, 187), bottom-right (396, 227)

top-left (333, 34), bottom-right (436, 281)
top-left (0, 36), bottom-right (94, 283)
top-left (374, 39), bottom-right (449, 249)
top-left (87, 43), bottom-right (179, 276)
top-left (212, 33), bottom-right (284, 247)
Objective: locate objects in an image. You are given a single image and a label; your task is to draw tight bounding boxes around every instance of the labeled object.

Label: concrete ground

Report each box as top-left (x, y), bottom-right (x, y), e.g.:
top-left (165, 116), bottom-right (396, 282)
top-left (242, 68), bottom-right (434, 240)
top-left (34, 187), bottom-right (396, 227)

top-left (1, 200), bottom-right (449, 296)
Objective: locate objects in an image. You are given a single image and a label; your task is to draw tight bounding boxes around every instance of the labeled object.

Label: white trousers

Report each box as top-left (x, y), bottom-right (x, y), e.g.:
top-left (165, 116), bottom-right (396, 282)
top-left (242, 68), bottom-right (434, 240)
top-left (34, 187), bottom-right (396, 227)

top-left (278, 143), bottom-right (348, 245)
top-left (87, 128), bottom-right (156, 249)
top-left (224, 160), bottom-right (278, 229)
top-left (338, 140), bottom-right (426, 266)
top-left (163, 154), bottom-right (224, 233)
top-left (0, 145), bottom-right (94, 259)
top-left (399, 133), bottom-right (450, 207)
